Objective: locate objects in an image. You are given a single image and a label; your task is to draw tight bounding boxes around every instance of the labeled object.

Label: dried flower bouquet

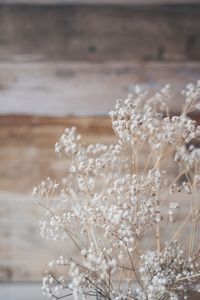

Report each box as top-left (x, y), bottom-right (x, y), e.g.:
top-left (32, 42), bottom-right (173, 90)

top-left (33, 82), bottom-right (200, 300)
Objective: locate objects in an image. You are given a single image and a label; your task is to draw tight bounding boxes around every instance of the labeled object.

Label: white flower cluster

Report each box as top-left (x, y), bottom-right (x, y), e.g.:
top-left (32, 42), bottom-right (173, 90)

top-left (33, 82), bottom-right (200, 299)
top-left (42, 271), bottom-right (68, 299)
top-left (181, 81), bottom-right (200, 112)
top-left (139, 242), bottom-right (198, 299)
top-left (109, 89), bottom-right (200, 152)
top-left (55, 127), bottom-right (81, 156)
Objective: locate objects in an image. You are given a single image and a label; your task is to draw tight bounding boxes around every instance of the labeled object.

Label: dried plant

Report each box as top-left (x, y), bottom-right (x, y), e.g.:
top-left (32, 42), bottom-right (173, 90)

top-left (33, 82), bottom-right (200, 300)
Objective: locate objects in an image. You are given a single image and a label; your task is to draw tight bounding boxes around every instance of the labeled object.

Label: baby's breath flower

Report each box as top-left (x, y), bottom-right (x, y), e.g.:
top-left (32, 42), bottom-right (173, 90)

top-left (36, 82), bottom-right (200, 300)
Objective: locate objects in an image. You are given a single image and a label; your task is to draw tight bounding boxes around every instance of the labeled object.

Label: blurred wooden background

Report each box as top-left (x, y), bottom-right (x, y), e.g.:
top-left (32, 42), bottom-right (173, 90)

top-left (0, 1), bottom-right (200, 298)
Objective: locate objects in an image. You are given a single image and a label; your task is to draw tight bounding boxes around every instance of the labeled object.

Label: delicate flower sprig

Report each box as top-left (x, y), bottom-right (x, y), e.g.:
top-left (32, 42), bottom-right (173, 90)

top-left (33, 82), bottom-right (200, 299)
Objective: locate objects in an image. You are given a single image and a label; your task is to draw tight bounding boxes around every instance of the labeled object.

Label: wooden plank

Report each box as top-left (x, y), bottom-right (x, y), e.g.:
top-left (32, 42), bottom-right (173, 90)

top-left (0, 62), bottom-right (200, 116)
top-left (0, 4), bottom-right (200, 62)
top-left (0, 116), bottom-right (114, 281)
top-left (1, 114), bottom-right (200, 195)
top-left (0, 0), bottom-right (200, 4)
top-left (0, 116), bottom-right (113, 194)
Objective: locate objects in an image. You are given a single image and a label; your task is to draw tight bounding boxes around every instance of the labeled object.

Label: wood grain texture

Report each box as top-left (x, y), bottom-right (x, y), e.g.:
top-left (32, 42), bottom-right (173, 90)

top-left (0, 116), bottom-right (115, 281)
top-left (0, 62), bottom-right (200, 116)
top-left (0, 4), bottom-right (200, 62)
top-left (1, 0), bottom-right (200, 4)
top-left (0, 116), bottom-right (114, 194)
